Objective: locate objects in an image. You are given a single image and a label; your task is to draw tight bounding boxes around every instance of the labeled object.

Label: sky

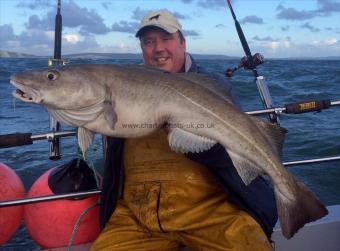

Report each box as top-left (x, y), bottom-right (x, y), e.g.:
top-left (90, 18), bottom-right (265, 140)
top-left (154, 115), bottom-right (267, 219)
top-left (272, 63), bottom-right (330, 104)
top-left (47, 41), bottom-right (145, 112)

top-left (0, 0), bottom-right (339, 58)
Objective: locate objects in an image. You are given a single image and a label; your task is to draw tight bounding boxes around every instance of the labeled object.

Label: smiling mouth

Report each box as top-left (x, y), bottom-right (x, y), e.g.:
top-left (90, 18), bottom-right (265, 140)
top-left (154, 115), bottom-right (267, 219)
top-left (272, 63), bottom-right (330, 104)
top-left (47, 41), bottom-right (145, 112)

top-left (155, 57), bottom-right (169, 64)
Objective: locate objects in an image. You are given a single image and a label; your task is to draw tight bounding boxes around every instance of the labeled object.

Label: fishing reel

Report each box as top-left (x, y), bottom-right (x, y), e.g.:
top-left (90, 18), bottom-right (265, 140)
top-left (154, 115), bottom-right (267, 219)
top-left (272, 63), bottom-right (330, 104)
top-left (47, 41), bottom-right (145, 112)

top-left (225, 53), bottom-right (264, 77)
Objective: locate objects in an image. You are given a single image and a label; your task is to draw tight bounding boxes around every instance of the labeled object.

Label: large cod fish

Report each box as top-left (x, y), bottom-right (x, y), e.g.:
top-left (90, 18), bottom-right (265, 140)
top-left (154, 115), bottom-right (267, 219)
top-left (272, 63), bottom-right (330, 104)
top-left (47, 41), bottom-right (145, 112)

top-left (10, 64), bottom-right (327, 238)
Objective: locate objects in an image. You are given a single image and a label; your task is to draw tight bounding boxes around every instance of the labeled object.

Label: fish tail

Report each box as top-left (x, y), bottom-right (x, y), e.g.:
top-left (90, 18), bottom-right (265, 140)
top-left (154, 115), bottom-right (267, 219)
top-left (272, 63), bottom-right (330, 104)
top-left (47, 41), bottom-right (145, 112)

top-left (275, 181), bottom-right (328, 239)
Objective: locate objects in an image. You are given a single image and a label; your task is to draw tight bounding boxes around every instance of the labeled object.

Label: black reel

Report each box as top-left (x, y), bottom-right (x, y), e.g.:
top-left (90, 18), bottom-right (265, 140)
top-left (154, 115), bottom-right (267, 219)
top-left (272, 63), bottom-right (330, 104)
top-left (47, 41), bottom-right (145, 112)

top-left (225, 53), bottom-right (264, 77)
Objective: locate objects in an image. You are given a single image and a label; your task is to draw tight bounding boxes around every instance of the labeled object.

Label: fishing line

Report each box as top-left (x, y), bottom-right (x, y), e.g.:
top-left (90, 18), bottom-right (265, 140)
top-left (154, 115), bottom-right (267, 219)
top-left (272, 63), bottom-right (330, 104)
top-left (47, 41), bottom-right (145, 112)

top-left (12, 97), bottom-right (16, 112)
top-left (76, 145), bottom-right (100, 189)
top-left (67, 201), bottom-right (99, 251)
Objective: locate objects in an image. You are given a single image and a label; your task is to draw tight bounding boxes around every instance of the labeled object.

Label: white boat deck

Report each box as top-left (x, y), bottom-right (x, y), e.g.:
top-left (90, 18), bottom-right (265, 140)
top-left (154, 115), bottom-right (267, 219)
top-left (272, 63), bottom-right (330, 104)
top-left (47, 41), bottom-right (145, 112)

top-left (44, 205), bottom-right (340, 251)
top-left (272, 204), bottom-right (340, 251)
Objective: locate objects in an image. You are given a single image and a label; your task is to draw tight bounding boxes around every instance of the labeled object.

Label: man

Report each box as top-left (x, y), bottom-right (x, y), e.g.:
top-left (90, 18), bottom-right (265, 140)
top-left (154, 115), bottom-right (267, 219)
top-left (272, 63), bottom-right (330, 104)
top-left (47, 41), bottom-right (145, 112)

top-left (91, 10), bottom-right (276, 250)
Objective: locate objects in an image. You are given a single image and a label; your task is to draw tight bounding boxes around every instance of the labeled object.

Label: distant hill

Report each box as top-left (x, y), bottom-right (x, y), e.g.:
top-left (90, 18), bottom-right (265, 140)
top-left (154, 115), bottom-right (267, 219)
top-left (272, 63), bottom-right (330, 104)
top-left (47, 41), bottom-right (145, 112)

top-left (1, 50), bottom-right (339, 60)
top-left (0, 50), bottom-right (36, 58)
top-left (192, 54), bottom-right (238, 60)
top-left (65, 52), bottom-right (142, 60)
top-left (272, 56), bottom-right (340, 60)
top-left (57, 52), bottom-right (238, 60)
top-left (0, 50), bottom-right (237, 60)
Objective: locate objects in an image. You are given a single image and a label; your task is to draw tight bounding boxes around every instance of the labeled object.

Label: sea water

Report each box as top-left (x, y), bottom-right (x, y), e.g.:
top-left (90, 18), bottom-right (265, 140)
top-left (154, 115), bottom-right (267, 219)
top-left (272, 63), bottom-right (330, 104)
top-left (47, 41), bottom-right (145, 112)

top-left (1, 58), bottom-right (340, 250)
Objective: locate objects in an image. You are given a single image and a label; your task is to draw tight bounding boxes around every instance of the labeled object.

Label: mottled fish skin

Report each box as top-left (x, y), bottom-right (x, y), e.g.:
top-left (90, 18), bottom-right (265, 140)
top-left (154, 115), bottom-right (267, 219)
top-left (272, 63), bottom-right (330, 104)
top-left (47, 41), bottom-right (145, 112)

top-left (10, 64), bottom-right (328, 238)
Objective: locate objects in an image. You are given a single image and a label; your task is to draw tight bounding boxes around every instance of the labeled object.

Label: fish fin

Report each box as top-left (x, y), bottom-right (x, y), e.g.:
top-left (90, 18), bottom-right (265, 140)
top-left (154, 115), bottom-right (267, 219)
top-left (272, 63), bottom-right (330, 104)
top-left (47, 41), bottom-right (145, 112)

top-left (250, 117), bottom-right (288, 157)
top-left (47, 99), bottom-right (109, 127)
top-left (275, 181), bottom-right (328, 239)
top-left (227, 151), bottom-right (263, 185)
top-left (77, 127), bottom-right (95, 154)
top-left (167, 128), bottom-right (216, 154)
top-left (103, 101), bottom-right (117, 129)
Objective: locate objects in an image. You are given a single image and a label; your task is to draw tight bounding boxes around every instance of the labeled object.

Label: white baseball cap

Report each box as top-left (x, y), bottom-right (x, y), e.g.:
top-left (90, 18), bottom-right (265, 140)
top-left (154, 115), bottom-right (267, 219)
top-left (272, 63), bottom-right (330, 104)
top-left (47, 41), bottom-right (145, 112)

top-left (135, 10), bottom-right (183, 37)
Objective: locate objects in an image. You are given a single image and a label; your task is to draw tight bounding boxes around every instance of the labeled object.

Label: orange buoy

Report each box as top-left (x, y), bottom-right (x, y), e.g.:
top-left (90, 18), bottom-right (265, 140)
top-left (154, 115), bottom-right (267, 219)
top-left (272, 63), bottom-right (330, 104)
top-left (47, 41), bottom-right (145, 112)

top-left (24, 167), bottom-right (100, 249)
top-left (0, 162), bottom-right (25, 245)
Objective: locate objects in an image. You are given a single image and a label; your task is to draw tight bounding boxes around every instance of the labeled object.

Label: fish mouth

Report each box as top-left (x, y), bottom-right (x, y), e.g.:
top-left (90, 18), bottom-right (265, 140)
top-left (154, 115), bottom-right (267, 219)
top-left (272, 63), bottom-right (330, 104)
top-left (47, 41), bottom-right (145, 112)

top-left (10, 80), bottom-right (41, 103)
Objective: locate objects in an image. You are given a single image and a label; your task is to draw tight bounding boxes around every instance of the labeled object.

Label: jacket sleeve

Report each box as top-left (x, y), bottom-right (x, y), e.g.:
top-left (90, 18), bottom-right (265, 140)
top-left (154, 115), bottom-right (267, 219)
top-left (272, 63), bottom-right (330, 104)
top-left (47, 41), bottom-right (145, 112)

top-left (99, 136), bottom-right (125, 230)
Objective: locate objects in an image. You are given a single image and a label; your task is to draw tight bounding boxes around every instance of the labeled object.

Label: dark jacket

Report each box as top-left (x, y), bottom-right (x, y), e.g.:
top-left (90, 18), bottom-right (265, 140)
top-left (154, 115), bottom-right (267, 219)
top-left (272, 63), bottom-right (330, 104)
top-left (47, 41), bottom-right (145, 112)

top-left (99, 58), bottom-right (278, 239)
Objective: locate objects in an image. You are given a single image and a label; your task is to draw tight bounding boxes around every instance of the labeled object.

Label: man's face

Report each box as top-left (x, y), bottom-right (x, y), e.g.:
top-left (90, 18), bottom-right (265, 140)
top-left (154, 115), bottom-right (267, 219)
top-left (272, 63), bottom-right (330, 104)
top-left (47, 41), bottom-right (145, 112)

top-left (140, 29), bottom-right (186, 73)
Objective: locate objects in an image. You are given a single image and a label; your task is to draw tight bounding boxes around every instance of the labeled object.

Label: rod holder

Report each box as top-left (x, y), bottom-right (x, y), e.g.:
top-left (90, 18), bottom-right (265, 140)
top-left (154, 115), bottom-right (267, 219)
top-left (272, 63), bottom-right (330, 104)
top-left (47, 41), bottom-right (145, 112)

top-left (48, 116), bottom-right (61, 160)
top-left (256, 76), bottom-right (280, 124)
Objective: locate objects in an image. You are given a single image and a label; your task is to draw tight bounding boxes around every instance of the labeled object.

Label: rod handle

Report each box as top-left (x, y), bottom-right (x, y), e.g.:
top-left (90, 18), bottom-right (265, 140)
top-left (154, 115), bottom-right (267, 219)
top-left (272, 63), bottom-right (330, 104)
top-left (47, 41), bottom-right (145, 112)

top-left (285, 100), bottom-right (331, 114)
top-left (0, 133), bottom-right (33, 148)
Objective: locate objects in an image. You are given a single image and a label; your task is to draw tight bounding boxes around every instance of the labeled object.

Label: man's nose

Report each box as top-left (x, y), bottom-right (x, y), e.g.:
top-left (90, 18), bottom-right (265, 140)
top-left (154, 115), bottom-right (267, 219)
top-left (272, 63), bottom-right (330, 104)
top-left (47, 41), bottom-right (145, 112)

top-left (154, 40), bottom-right (165, 52)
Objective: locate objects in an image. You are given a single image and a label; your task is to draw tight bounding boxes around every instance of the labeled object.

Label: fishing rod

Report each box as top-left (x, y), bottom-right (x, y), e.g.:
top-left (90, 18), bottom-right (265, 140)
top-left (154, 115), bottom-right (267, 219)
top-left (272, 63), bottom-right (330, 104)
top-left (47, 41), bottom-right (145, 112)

top-left (226, 0), bottom-right (279, 124)
top-left (0, 131), bottom-right (76, 148)
top-left (223, 0), bottom-right (340, 168)
top-left (47, 0), bottom-right (68, 160)
top-left (247, 99), bottom-right (340, 116)
top-left (1, 153), bottom-right (340, 208)
top-left (1, 98), bottom-right (339, 148)
top-left (0, 190), bottom-right (101, 208)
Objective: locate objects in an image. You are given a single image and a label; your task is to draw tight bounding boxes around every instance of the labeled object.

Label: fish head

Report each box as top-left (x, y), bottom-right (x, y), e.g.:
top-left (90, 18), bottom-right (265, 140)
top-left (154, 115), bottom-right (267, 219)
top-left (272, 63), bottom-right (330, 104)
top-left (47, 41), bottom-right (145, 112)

top-left (10, 65), bottom-right (106, 110)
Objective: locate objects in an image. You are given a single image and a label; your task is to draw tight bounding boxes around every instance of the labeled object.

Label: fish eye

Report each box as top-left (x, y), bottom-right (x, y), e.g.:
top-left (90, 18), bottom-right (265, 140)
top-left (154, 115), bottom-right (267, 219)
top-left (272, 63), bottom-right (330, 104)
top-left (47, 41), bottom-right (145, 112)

top-left (46, 70), bottom-right (60, 81)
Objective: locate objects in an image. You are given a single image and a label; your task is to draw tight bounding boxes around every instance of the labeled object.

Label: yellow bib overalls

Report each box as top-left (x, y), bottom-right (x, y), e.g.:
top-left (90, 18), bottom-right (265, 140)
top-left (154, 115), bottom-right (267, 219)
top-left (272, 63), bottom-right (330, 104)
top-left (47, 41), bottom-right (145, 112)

top-left (91, 131), bottom-right (272, 251)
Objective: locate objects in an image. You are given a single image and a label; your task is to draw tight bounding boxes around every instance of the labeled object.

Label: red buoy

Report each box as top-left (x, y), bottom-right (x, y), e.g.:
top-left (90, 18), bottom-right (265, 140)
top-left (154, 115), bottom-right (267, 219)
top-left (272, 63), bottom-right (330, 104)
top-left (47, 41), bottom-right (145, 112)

top-left (24, 168), bottom-right (100, 248)
top-left (0, 162), bottom-right (25, 244)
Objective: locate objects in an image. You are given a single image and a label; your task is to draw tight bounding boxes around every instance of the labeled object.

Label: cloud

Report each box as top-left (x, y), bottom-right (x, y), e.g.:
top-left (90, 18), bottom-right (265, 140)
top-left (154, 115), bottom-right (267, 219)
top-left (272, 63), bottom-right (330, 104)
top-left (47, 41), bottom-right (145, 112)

top-left (63, 1), bottom-right (111, 35)
top-left (0, 24), bottom-right (17, 42)
top-left (131, 7), bottom-right (150, 21)
top-left (324, 38), bottom-right (338, 45)
top-left (239, 15), bottom-right (264, 25)
top-left (251, 35), bottom-right (340, 58)
top-left (253, 36), bottom-right (279, 42)
top-left (64, 34), bottom-right (80, 44)
top-left (276, 1), bottom-right (340, 21)
top-left (62, 35), bottom-right (139, 55)
top-left (111, 21), bottom-right (139, 34)
top-left (62, 35), bottom-right (100, 53)
top-left (268, 41), bottom-right (280, 50)
top-left (312, 38), bottom-right (339, 46)
top-left (0, 28), bottom-right (54, 55)
top-left (25, 0), bottom-right (111, 35)
top-left (276, 4), bottom-right (317, 20)
top-left (131, 7), bottom-right (190, 21)
top-left (300, 22), bottom-right (320, 32)
top-left (173, 11), bottom-right (191, 20)
top-left (281, 25), bottom-right (290, 31)
top-left (101, 2), bottom-right (112, 10)
top-left (328, 26), bottom-right (340, 34)
top-left (198, 0), bottom-right (226, 9)
top-left (183, 29), bottom-right (200, 37)
top-left (317, 0), bottom-right (340, 13)
top-left (26, 14), bottom-right (53, 30)
top-left (16, 0), bottom-right (53, 9)
top-left (215, 24), bottom-right (226, 28)
top-left (0, 26), bottom-right (135, 56)
top-left (18, 30), bottom-right (53, 47)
